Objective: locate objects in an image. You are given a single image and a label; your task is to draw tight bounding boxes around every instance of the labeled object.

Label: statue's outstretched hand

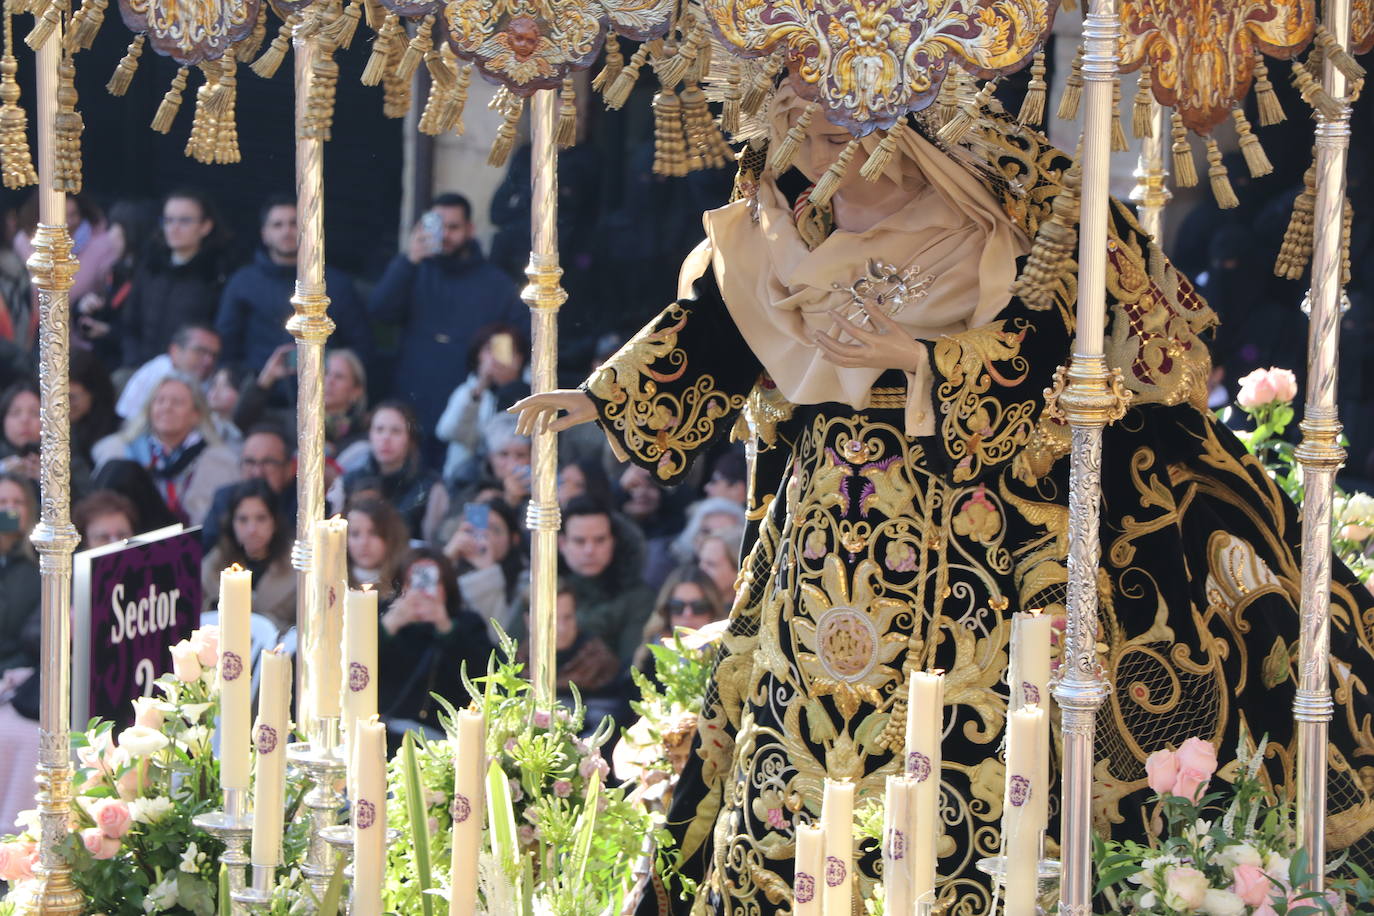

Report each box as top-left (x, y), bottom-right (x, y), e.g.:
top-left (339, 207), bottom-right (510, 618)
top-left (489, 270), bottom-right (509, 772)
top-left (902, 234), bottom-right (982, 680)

top-left (508, 389), bottom-right (597, 436)
top-left (813, 302), bottom-right (924, 373)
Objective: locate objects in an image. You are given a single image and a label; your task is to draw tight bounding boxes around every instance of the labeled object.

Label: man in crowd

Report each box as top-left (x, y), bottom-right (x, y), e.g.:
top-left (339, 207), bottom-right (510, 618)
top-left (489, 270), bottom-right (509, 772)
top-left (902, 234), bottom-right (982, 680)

top-left (215, 195), bottom-right (369, 376)
top-left (121, 190), bottom-right (227, 368)
top-left (552, 496), bottom-right (654, 665)
top-left (199, 425), bottom-right (297, 548)
top-left (367, 193), bottom-right (524, 460)
top-left (116, 324), bottom-right (221, 419)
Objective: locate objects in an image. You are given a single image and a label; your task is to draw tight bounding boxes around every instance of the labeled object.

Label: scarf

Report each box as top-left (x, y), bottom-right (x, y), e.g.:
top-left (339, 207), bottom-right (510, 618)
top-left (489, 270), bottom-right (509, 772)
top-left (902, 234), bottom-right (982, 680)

top-left (688, 84), bottom-right (1028, 437)
top-left (141, 432), bottom-right (207, 521)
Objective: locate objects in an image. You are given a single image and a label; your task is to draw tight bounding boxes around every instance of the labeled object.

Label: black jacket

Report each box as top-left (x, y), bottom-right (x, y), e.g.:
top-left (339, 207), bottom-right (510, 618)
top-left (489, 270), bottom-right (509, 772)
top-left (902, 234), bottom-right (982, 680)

top-left (0, 543), bottom-right (41, 673)
top-left (377, 612), bottom-right (494, 726)
top-left (120, 247), bottom-right (227, 367)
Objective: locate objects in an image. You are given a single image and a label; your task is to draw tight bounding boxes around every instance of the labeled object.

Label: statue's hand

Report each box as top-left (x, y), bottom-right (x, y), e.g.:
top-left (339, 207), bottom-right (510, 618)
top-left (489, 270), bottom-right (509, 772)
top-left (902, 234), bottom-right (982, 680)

top-left (508, 389), bottom-right (597, 436)
top-left (812, 302), bottom-right (924, 373)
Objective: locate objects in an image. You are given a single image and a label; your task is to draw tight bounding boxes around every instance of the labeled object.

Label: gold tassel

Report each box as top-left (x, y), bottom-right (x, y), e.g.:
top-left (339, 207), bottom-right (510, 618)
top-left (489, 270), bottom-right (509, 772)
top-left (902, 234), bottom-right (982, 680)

top-left (251, 19), bottom-right (293, 79)
top-left (213, 57), bottom-right (240, 164)
top-left (416, 74), bottom-right (445, 135)
top-left (1316, 24), bottom-right (1366, 82)
top-left (65, 0), bottom-right (107, 53)
top-left (362, 13), bottom-right (400, 86)
top-left (651, 86), bottom-right (685, 176)
top-left (302, 42), bottom-right (340, 140)
top-left (0, 12), bottom-right (36, 189)
top-left (151, 66), bottom-right (189, 134)
top-left (184, 67), bottom-right (215, 162)
top-left (555, 77), bottom-right (577, 148)
top-left (1252, 54), bottom-right (1285, 126)
top-left (859, 128), bottom-right (899, 182)
top-left (24, 2), bottom-right (60, 51)
top-left (1018, 49), bottom-right (1047, 127)
top-left (1291, 59), bottom-right (1344, 119)
top-left (1275, 157), bottom-right (1316, 279)
top-left (235, 4), bottom-right (266, 62)
top-left (680, 82), bottom-right (729, 169)
top-left (605, 43), bottom-right (649, 109)
top-left (690, 31), bottom-right (710, 85)
top-left (394, 13), bottom-right (434, 83)
top-left (1341, 198), bottom-right (1353, 285)
top-left (938, 78), bottom-right (995, 145)
top-left (1058, 45), bottom-right (1084, 120)
top-left (1170, 112), bottom-right (1197, 187)
top-left (741, 55), bottom-right (777, 116)
top-left (1205, 138), bottom-right (1238, 209)
top-left (1132, 63), bottom-right (1154, 138)
top-left (1231, 109), bottom-right (1272, 177)
top-left (1011, 161), bottom-right (1081, 309)
top-left (322, 0), bottom-right (362, 50)
top-left (106, 33), bottom-right (145, 96)
top-left (487, 95), bottom-right (523, 168)
top-left (936, 69), bottom-right (961, 123)
top-left (767, 101), bottom-right (813, 173)
top-left (808, 138), bottom-right (858, 207)
top-left (381, 67), bottom-right (410, 118)
top-left (448, 62), bottom-right (471, 135)
top-left (54, 54), bottom-right (81, 192)
top-left (1110, 80), bottom-right (1128, 151)
top-left (591, 36), bottom-right (622, 93)
top-left (655, 33), bottom-right (696, 89)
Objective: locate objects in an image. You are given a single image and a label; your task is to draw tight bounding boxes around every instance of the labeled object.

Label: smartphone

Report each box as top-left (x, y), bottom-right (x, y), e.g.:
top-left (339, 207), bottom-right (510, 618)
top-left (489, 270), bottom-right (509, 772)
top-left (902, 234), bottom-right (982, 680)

top-left (421, 210), bottom-right (444, 256)
top-left (464, 502), bottom-right (490, 531)
top-left (284, 349), bottom-right (298, 371)
top-left (408, 562), bottom-right (440, 597)
top-left (0, 510), bottom-right (20, 533)
top-left (490, 332), bottom-right (515, 365)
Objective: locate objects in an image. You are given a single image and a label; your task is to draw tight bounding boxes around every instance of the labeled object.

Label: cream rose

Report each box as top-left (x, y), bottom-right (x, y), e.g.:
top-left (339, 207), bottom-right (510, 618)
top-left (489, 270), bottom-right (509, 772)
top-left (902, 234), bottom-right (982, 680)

top-left (1163, 865), bottom-right (1209, 911)
top-left (168, 639), bottom-right (202, 683)
top-left (117, 725), bottom-right (169, 759)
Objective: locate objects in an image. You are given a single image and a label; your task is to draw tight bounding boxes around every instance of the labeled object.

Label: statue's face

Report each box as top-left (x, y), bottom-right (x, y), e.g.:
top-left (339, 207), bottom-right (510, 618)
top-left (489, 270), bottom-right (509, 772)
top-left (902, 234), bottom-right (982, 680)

top-left (506, 17), bottom-right (540, 60)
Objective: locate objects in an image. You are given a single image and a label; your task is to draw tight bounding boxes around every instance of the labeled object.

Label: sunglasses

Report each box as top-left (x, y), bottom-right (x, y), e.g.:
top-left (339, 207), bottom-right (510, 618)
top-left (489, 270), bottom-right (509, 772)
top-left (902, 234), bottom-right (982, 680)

top-left (667, 598), bottom-right (714, 617)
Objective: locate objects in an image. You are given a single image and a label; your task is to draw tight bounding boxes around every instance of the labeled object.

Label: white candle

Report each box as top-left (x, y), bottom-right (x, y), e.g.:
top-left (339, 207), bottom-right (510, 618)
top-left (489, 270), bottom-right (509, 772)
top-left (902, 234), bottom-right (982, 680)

top-left (251, 649), bottom-right (292, 868)
top-left (312, 517), bottom-right (348, 724)
top-left (905, 669), bottom-right (944, 901)
top-left (793, 823), bottom-right (824, 916)
top-left (351, 717), bottom-right (387, 913)
top-left (883, 775), bottom-right (916, 915)
top-left (819, 778), bottom-right (854, 916)
top-left (1011, 610), bottom-right (1053, 833)
top-left (449, 708), bottom-right (486, 916)
top-left (1003, 704), bottom-right (1045, 916)
top-left (342, 586), bottom-right (379, 786)
top-left (218, 565), bottom-right (253, 790)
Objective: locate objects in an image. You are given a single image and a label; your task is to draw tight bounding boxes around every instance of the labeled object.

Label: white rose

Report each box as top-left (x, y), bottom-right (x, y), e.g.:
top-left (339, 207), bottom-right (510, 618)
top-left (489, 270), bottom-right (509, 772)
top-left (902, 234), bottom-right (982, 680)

top-left (1201, 889), bottom-right (1247, 916)
top-left (179, 841), bottom-right (203, 874)
top-left (1264, 851), bottom-right (1291, 883)
top-left (128, 797), bottom-right (174, 825)
top-left (1213, 842), bottom-right (1262, 871)
top-left (117, 726), bottom-right (169, 759)
top-left (179, 703), bottom-right (213, 725)
top-left (1162, 866), bottom-right (1210, 912)
top-left (143, 873), bottom-right (178, 913)
top-left (1344, 492), bottom-right (1374, 525)
top-left (12, 809), bottom-right (39, 836)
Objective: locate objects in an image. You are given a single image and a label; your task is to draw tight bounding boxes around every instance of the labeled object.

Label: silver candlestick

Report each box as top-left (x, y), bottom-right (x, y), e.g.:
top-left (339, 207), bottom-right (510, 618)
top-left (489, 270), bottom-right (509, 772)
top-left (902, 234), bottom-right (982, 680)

top-left (318, 824), bottom-right (401, 915)
top-left (287, 715), bottom-right (347, 899)
top-left (192, 787), bottom-right (254, 915)
top-left (230, 863), bottom-right (276, 912)
top-left (976, 851), bottom-right (1062, 915)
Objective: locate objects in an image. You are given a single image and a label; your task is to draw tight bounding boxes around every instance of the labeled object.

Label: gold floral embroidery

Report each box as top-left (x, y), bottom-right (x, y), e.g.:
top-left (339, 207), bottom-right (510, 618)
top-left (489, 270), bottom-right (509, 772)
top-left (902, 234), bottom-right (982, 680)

top-left (933, 319), bottom-right (1037, 482)
top-left (587, 303), bottom-right (750, 482)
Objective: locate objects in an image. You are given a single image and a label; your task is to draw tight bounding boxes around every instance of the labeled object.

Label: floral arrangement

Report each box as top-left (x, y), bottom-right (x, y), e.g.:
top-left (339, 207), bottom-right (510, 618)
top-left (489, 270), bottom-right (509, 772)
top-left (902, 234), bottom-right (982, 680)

top-left (383, 629), bottom-right (655, 916)
top-left (1231, 367), bottom-right (1373, 589)
top-left (1094, 732), bottom-right (1373, 915)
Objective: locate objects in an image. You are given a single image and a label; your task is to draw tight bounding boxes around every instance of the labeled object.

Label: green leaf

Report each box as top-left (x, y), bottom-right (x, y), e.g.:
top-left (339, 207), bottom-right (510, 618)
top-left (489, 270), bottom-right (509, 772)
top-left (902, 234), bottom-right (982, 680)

top-left (219, 863), bottom-right (230, 916)
top-left (177, 872), bottom-right (216, 916)
top-left (401, 731), bottom-right (435, 916)
top-left (319, 857), bottom-right (346, 916)
top-left (570, 769), bottom-right (602, 895)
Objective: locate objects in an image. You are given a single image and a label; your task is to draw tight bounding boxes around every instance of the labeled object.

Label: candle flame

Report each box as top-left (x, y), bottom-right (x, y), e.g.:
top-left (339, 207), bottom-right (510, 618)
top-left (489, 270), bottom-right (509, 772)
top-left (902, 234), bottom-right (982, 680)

top-left (930, 668), bottom-right (946, 676)
top-left (1029, 607), bottom-right (1043, 617)
top-left (227, 562), bottom-right (244, 573)
top-left (361, 583), bottom-right (374, 592)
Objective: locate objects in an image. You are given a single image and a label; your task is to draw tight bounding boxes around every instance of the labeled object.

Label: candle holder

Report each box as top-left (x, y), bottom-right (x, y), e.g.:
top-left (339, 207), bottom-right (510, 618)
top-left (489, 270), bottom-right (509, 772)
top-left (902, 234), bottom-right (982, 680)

top-left (975, 852), bottom-right (1061, 915)
top-left (916, 889), bottom-right (937, 916)
top-left (192, 787), bottom-right (254, 914)
top-left (229, 863), bottom-right (277, 912)
top-left (317, 824), bottom-right (402, 915)
top-left (287, 716), bottom-right (347, 899)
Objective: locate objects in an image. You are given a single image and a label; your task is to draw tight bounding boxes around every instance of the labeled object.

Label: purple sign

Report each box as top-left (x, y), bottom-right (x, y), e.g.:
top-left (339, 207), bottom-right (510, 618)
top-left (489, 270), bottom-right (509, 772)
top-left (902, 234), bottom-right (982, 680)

top-left (79, 530), bottom-right (202, 729)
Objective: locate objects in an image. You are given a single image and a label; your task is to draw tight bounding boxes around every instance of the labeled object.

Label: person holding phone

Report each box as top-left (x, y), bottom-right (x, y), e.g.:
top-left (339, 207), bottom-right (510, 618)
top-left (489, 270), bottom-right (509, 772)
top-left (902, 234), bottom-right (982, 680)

top-left (366, 192), bottom-right (526, 465)
top-left (440, 497), bottom-right (525, 642)
top-left (435, 324), bottom-right (530, 489)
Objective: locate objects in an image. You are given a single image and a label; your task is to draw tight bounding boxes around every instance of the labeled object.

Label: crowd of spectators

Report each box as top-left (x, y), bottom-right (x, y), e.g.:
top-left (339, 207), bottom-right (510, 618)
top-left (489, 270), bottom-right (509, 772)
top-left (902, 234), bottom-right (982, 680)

top-left (0, 184), bottom-right (749, 753)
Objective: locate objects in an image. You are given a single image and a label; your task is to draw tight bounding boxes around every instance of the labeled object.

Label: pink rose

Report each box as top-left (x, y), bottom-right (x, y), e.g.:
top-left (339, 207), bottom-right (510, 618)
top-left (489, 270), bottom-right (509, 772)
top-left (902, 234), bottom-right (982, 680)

top-left (1231, 863), bottom-right (1270, 907)
top-left (1171, 765), bottom-right (1211, 803)
top-left (0, 841), bottom-right (35, 882)
top-left (80, 827), bottom-right (121, 860)
top-left (1144, 748), bottom-right (1179, 795)
top-left (169, 640), bottom-right (202, 683)
top-left (190, 626), bottom-right (219, 668)
top-left (131, 697), bottom-right (163, 731)
top-left (1339, 524), bottom-right (1372, 542)
top-left (115, 756), bottom-right (144, 802)
top-left (532, 709), bottom-right (551, 729)
top-left (92, 798), bottom-right (133, 839)
top-left (552, 779), bottom-right (572, 798)
top-left (1175, 737), bottom-right (1218, 777)
top-left (1237, 367), bottom-right (1297, 408)
top-left (1268, 368), bottom-right (1298, 403)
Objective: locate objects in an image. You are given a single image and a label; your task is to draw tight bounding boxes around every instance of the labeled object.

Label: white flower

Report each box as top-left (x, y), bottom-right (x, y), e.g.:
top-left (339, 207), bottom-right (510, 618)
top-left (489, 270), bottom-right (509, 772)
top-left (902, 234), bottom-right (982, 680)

top-left (143, 874), bottom-right (178, 913)
top-left (1212, 842), bottom-right (1262, 871)
top-left (1201, 888), bottom-right (1247, 916)
top-left (1343, 492), bottom-right (1374, 525)
top-left (12, 809), bottom-right (39, 836)
top-left (179, 840), bottom-right (205, 873)
top-left (117, 725), bottom-right (169, 759)
top-left (177, 726), bottom-right (210, 754)
top-left (1264, 851), bottom-right (1291, 883)
top-left (179, 703), bottom-right (212, 725)
top-left (1162, 865), bottom-right (1209, 911)
top-left (128, 797), bottom-right (174, 825)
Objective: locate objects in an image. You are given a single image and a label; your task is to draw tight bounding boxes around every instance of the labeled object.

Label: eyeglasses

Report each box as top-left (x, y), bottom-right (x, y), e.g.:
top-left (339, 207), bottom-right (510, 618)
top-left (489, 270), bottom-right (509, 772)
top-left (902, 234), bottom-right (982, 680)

top-left (667, 598), bottom-right (714, 617)
top-left (162, 215), bottom-right (203, 226)
top-left (242, 457), bottom-right (285, 471)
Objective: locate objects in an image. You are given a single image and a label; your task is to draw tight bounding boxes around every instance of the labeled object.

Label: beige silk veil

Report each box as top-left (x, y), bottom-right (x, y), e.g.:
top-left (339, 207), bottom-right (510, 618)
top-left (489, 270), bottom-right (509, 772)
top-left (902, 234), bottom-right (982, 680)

top-left (680, 86), bottom-right (1029, 437)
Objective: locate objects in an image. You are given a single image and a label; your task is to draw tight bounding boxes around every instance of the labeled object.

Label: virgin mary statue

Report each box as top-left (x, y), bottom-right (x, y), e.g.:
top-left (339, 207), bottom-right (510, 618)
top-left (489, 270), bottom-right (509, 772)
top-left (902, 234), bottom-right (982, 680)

top-left (512, 83), bottom-right (1374, 915)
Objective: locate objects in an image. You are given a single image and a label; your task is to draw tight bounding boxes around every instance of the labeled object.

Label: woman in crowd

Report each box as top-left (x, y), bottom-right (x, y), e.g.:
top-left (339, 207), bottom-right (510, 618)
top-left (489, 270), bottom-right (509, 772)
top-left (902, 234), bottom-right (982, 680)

top-left (73, 489), bottom-right (138, 549)
top-left (670, 497), bottom-right (747, 567)
top-left (378, 547), bottom-right (493, 747)
top-left (435, 324), bottom-right (529, 489)
top-left (339, 401), bottom-right (445, 541)
top-left (206, 364), bottom-right (246, 446)
top-left (70, 350), bottom-right (119, 464)
top-left (14, 193), bottom-right (124, 322)
top-left (0, 378), bottom-right (92, 497)
top-left (440, 496), bottom-right (526, 642)
top-left (324, 350), bottom-right (370, 472)
top-left (557, 457), bottom-right (613, 510)
top-left (201, 479), bottom-right (296, 630)
top-left (346, 497), bottom-right (410, 599)
top-left (0, 473), bottom-right (41, 675)
top-left (633, 566), bottom-right (727, 670)
top-left (92, 374), bottom-right (239, 527)
top-left (695, 529), bottom-right (743, 607)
